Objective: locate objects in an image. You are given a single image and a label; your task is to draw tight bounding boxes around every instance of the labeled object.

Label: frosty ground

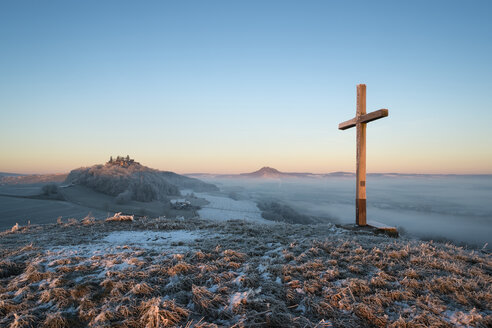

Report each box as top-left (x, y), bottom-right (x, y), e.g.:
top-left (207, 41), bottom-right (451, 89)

top-left (0, 216), bottom-right (491, 327)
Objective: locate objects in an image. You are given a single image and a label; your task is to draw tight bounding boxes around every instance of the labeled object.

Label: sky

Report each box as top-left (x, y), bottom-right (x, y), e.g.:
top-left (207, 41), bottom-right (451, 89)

top-left (1, 0), bottom-right (491, 174)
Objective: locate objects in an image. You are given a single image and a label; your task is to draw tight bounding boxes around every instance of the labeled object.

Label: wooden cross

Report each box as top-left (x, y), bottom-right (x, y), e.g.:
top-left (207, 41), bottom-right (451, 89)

top-left (338, 84), bottom-right (388, 226)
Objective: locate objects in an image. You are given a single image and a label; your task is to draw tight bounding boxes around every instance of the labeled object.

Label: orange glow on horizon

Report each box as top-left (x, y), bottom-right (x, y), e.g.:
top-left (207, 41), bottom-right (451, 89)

top-left (1, 152), bottom-right (491, 176)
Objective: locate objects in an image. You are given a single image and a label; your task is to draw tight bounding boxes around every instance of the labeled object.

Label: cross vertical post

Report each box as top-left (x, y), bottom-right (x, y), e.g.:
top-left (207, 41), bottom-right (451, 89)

top-left (356, 84), bottom-right (367, 226)
top-left (338, 84), bottom-right (389, 226)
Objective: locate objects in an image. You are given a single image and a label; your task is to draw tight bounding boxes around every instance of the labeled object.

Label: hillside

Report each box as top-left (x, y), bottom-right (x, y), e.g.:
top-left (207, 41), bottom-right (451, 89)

top-left (65, 157), bottom-right (218, 202)
top-left (0, 217), bottom-right (490, 327)
top-left (240, 166), bottom-right (285, 178)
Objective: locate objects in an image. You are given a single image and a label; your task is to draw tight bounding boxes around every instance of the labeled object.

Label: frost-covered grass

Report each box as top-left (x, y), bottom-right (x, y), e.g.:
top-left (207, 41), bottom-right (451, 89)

top-left (0, 217), bottom-right (491, 327)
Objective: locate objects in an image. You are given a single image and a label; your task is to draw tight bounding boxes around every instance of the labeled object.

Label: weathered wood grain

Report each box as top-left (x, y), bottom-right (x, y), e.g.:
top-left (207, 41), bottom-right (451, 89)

top-left (338, 118), bottom-right (357, 130)
top-left (358, 109), bottom-right (388, 124)
top-left (338, 109), bottom-right (388, 130)
top-left (338, 84), bottom-right (389, 227)
top-left (356, 84), bottom-right (367, 226)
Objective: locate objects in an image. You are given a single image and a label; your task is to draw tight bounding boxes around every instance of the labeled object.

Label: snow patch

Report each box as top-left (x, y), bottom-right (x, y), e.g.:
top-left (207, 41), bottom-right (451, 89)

top-left (103, 230), bottom-right (200, 249)
top-left (228, 291), bottom-right (250, 309)
top-left (196, 192), bottom-right (271, 224)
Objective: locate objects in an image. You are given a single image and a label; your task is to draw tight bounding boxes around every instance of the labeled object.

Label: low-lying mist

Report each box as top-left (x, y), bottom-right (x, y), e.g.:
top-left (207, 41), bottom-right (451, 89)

top-left (197, 175), bottom-right (492, 247)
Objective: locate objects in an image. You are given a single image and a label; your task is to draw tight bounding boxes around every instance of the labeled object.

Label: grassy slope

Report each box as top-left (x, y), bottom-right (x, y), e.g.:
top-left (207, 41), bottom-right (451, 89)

top-left (61, 184), bottom-right (203, 218)
top-left (0, 195), bottom-right (108, 230)
top-left (0, 217), bottom-right (490, 327)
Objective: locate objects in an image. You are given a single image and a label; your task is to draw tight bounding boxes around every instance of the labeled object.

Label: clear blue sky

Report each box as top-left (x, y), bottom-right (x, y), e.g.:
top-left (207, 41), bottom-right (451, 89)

top-left (1, 0), bottom-right (491, 174)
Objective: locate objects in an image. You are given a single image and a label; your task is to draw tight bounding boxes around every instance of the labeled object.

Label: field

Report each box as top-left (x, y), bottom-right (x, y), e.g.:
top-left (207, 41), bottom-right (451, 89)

top-left (0, 195), bottom-right (108, 230)
top-left (0, 216), bottom-right (490, 327)
top-left (0, 184), bottom-right (207, 230)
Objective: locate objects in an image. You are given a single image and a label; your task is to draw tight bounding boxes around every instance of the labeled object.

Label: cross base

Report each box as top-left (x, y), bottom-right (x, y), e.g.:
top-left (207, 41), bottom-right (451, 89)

top-left (367, 220), bottom-right (399, 238)
top-left (341, 222), bottom-right (399, 238)
top-left (356, 198), bottom-right (366, 226)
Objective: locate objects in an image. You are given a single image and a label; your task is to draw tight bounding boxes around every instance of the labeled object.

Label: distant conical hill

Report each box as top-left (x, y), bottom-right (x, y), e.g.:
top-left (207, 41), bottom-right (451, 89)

top-left (65, 157), bottom-right (218, 202)
top-left (240, 166), bottom-right (283, 178)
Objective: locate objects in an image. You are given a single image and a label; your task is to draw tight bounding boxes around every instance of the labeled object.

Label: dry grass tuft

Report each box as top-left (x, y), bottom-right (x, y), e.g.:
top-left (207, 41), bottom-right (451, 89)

top-left (192, 285), bottom-right (225, 315)
top-left (9, 313), bottom-right (37, 328)
top-left (168, 262), bottom-right (193, 276)
top-left (81, 214), bottom-right (96, 225)
top-left (139, 297), bottom-right (189, 328)
top-left (42, 312), bottom-right (68, 328)
top-left (348, 278), bottom-right (370, 295)
top-left (354, 303), bottom-right (388, 327)
top-left (0, 300), bottom-right (19, 317)
top-left (90, 306), bottom-right (116, 326)
top-left (39, 288), bottom-right (72, 308)
top-left (131, 282), bottom-right (155, 296)
top-left (222, 249), bottom-right (247, 261)
top-left (184, 318), bottom-right (219, 328)
top-left (0, 260), bottom-right (23, 278)
top-left (24, 263), bottom-right (49, 283)
top-left (64, 218), bottom-right (79, 227)
top-left (10, 223), bottom-right (21, 233)
top-left (106, 212), bottom-right (134, 222)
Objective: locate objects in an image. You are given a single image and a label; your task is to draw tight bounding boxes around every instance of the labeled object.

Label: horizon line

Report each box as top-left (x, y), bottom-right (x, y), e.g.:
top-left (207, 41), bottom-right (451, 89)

top-left (2, 169), bottom-right (492, 177)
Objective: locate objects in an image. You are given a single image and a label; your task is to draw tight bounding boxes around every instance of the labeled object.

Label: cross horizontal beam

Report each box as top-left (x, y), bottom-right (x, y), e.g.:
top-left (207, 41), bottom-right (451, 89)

top-left (338, 109), bottom-right (388, 130)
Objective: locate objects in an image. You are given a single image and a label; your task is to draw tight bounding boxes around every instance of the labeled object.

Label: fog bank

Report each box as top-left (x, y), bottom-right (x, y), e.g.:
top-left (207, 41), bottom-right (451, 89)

top-left (194, 175), bottom-right (492, 247)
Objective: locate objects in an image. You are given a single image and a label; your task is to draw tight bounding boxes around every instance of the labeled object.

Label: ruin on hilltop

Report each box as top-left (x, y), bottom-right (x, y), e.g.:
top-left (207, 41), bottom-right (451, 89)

top-left (107, 155), bottom-right (139, 168)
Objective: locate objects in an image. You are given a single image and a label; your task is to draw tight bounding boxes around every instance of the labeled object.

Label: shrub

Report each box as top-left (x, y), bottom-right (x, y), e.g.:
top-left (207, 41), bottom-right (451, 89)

top-left (42, 184), bottom-right (59, 195)
top-left (257, 201), bottom-right (314, 224)
top-left (115, 190), bottom-right (132, 204)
